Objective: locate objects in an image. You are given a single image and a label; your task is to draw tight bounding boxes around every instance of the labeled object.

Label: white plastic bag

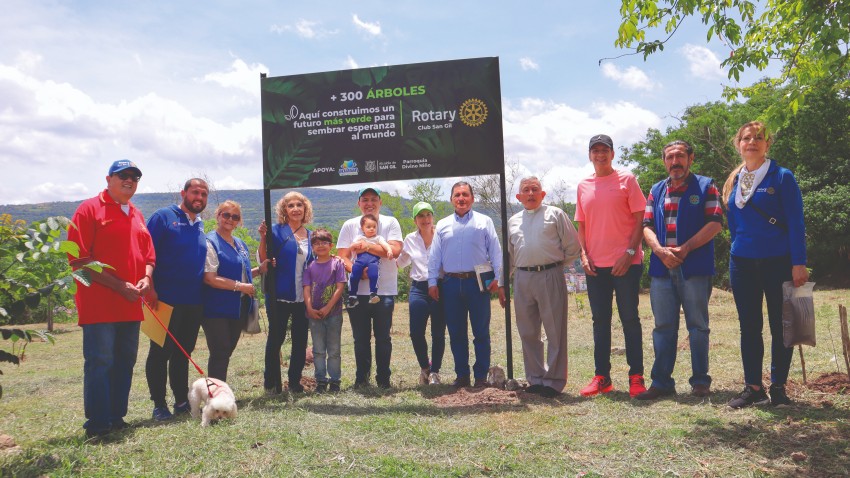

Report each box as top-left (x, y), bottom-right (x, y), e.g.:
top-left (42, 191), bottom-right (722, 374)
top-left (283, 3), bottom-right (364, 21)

top-left (782, 281), bottom-right (816, 347)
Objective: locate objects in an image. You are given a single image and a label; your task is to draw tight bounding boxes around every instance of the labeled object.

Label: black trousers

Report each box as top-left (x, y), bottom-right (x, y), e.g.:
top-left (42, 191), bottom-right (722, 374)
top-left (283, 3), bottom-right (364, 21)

top-left (202, 317), bottom-right (243, 381)
top-left (145, 304), bottom-right (202, 408)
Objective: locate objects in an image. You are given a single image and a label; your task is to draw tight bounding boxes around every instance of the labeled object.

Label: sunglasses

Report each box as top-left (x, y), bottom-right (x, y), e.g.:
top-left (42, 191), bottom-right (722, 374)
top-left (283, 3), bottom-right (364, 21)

top-left (115, 172), bottom-right (141, 182)
top-left (220, 212), bottom-right (241, 221)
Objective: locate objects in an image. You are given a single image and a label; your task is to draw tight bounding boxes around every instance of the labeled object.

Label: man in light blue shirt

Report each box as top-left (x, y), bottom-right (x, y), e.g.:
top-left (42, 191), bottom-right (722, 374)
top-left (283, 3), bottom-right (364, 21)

top-left (428, 181), bottom-right (504, 387)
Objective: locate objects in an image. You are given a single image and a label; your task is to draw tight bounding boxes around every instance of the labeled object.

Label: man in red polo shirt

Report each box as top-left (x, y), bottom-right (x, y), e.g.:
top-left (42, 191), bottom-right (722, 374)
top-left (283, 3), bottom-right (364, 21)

top-left (68, 159), bottom-right (155, 438)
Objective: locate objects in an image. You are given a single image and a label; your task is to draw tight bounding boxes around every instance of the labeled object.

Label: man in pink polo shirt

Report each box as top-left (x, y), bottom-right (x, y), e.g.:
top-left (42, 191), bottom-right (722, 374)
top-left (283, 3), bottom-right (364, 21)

top-left (574, 134), bottom-right (647, 398)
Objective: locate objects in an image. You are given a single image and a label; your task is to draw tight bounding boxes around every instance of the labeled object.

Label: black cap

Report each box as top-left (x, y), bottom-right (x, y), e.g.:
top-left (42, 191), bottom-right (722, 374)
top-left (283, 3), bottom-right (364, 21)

top-left (589, 134), bottom-right (613, 150)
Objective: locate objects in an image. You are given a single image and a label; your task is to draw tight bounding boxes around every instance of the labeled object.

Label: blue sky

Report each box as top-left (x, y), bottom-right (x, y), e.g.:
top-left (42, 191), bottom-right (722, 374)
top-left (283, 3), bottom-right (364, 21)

top-left (0, 1), bottom-right (776, 205)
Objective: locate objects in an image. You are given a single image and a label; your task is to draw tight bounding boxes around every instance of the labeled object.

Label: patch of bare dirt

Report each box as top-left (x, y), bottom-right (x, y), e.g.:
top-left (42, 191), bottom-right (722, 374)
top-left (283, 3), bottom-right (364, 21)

top-left (283, 376), bottom-right (318, 392)
top-left (432, 386), bottom-right (521, 407)
top-left (0, 435), bottom-right (16, 449)
top-left (0, 434), bottom-right (20, 455)
top-left (806, 372), bottom-right (850, 394)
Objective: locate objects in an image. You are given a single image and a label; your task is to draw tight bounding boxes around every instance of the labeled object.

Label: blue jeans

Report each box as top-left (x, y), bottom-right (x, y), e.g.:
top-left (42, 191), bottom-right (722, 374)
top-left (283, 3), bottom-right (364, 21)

top-left (348, 295), bottom-right (394, 385)
top-left (442, 276), bottom-right (491, 379)
top-left (649, 269), bottom-right (712, 390)
top-left (264, 301), bottom-right (309, 390)
top-left (730, 254), bottom-right (793, 386)
top-left (585, 265), bottom-right (644, 377)
top-left (309, 313), bottom-right (343, 384)
top-left (349, 252), bottom-right (381, 295)
top-left (409, 281), bottom-right (446, 372)
top-left (82, 321), bottom-right (140, 432)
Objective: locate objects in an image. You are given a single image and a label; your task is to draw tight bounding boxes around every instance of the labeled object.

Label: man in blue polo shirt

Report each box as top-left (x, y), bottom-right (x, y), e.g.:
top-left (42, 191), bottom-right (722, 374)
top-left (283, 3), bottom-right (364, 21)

top-left (144, 178), bottom-right (209, 420)
top-left (636, 141), bottom-right (722, 400)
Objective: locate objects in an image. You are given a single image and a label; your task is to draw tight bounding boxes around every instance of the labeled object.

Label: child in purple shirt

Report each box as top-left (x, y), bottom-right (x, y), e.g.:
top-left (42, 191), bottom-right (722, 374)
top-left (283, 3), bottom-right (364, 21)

top-left (303, 228), bottom-right (347, 392)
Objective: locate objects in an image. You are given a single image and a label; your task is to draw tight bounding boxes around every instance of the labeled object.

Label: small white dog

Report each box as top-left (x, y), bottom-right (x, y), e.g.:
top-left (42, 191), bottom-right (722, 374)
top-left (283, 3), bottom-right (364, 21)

top-left (188, 377), bottom-right (238, 427)
top-left (486, 365), bottom-right (507, 388)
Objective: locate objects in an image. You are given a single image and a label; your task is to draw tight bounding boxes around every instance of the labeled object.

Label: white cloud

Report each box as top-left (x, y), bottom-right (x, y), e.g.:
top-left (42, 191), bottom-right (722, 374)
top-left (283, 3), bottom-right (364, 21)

top-left (270, 19), bottom-right (336, 39)
top-left (501, 97), bottom-right (662, 200)
top-left (13, 51), bottom-right (42, 72)
top-left (0, 61), bottom-right (262, 204)
top-left (213, 176), bottom-right (255, 190)
top-left (29, 182), bottom-right (91, 203)
top-left (519, 57), bottom-right (539, 71)
top-left (600, 63), bottom-right (659, 91)
top-left (343, 55), bottom-right (359, 69)
top-left (352, 14), bottom-right (381, 36)
top-left (680, 44), bottom-right (726, 80)
top-left (202, 59), bottom-right (269, 97)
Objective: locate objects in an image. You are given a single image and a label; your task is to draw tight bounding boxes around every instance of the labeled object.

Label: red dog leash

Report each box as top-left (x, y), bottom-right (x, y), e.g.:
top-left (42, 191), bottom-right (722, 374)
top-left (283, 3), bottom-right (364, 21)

top-left (141, 298), bottom-right (214, 398)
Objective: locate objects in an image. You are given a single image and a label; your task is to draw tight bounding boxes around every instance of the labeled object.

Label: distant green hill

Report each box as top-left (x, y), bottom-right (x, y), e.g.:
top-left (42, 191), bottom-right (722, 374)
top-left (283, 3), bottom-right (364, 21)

top-left (1, 188), bottom-right (364, 235)
top-left (2, 188), bottom-right (494, 239)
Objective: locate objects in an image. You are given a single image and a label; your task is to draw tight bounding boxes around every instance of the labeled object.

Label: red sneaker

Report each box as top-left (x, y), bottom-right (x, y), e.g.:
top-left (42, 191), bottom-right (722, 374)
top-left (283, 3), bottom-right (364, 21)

top-left (580, 375), bottom-right (614, 397)
top-left (629, 374), bottom-right (647, 398)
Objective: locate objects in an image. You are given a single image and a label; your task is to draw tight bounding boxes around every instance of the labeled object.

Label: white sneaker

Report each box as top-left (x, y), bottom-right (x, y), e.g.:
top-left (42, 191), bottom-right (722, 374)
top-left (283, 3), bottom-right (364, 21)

top-left (418, 368), bottom-right (429, 386)
top-left (428, 372), bottom-right (441, 385)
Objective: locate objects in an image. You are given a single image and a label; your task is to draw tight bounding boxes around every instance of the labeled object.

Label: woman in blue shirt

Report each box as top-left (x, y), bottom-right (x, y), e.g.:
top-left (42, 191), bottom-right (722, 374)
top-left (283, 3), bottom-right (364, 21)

top-left (258, 191), bottom-right (314, 394)
top-left (722, 121), bottom-right (808, 409)
top-left (202, 200), bottom-right (265, 381)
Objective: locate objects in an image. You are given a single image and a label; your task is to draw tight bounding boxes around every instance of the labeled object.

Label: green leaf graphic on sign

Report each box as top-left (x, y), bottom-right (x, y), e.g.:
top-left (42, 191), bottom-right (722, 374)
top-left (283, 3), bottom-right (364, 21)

top-left (265, 136), bottom-right (322, 188)
top-left (351, 67), bottom-right (388, 87)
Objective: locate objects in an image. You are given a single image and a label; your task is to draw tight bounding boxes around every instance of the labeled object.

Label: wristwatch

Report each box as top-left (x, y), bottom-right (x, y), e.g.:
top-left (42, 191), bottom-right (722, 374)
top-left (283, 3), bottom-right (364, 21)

top-left (625, 248), bottom-right (636, 256)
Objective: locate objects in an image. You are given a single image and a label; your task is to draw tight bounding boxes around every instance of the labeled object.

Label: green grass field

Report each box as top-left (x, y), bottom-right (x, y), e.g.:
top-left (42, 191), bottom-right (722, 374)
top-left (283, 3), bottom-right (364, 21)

top-left (1, 288), bottom-right (849, 477)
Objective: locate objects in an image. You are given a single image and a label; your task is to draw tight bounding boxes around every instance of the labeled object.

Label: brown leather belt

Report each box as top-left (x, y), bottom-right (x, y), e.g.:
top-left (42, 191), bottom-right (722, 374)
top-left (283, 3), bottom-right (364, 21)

top-left (445, 271), bottom-right (475, 279)
top-left (517, 262), bottom-right (559, 272)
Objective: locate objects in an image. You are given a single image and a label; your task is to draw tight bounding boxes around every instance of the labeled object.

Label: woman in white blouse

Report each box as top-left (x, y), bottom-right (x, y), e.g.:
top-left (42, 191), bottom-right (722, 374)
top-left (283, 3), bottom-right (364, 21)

top-left (397, 202), bottom-right (446, 385)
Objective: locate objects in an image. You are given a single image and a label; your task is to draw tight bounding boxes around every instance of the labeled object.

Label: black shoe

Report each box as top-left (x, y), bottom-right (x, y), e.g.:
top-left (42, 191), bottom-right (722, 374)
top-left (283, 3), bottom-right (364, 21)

top-left (265, 385), bottom-right (282, 396)
top-left (635, 386), bottom-right (676, 401)
top-left (473, 378), bottom-right (488, 388)
top-left (347, 296), bottom-right (359, 308)
top-left (691, 384), bottom-right (711, 397)
top-left (769, 384), bottom-right (792, 407)
top-left (329, 382), bottom-right (341, 392)
top-left (539, 386), bottom-right (562, 398)
top-left (526, 384), bottom-right (545, 394)
top-left (110, 419), bottom-right (129, 430)
top-left (352, 380), bottom-right (368, 389)
top-left (377, 380), bottom-right (391, 389)
top-left (368, 293), bottom-right (380, 304)
top-left (288, 382), bottom-right (304, 393)
top-left (728, 385), bottom-right (770, 409)
top-left (85, 428), bottom-right (110, 439)
top-left (315, 382), bottom-right (328, 394)
top-left (452, 376), bottom-right (471, 388)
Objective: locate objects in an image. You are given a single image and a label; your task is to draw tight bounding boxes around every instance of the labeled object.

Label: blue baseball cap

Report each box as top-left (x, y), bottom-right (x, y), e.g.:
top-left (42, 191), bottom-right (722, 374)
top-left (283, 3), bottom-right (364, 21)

top-left (108, 159), bottom-right (142, 177)
top-left (358, 187), bottom-right (381, 198)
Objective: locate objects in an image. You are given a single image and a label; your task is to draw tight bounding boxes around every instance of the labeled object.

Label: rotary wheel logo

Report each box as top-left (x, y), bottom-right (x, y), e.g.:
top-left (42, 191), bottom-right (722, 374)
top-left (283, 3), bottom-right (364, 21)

top-left (459, 98), bottom-right (488, 127)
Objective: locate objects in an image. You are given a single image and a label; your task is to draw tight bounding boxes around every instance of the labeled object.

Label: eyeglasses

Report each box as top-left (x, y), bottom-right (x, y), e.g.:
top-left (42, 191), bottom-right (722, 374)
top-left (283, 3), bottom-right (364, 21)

top-left (220, 212), bottom-right (241, 221)
top-left (312, 240), bottom-right (332, 246)
top-left (115, 172), bottom-right (141, 182)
